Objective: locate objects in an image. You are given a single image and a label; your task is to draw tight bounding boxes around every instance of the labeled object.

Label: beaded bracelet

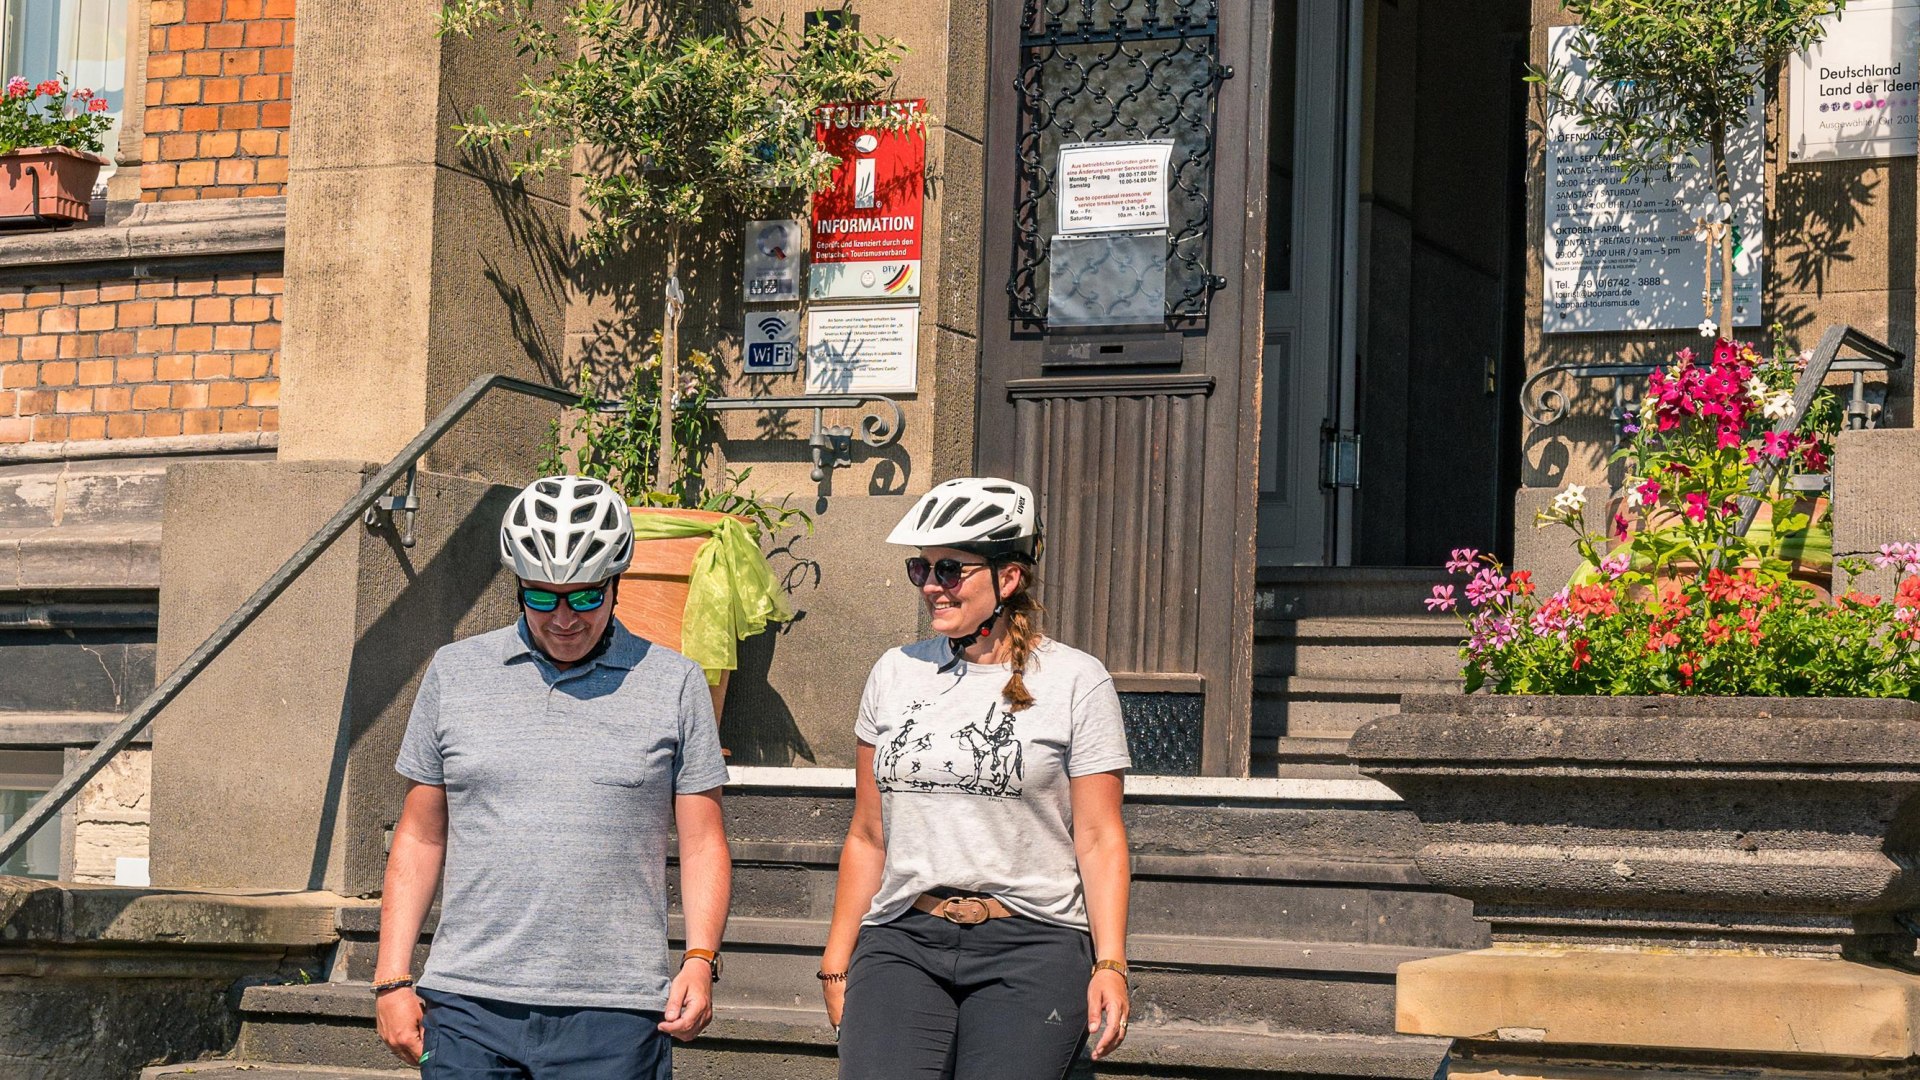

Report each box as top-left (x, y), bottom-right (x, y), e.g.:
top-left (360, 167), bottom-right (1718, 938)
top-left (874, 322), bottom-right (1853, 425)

top-left (817, 970), bottom-right (848, 984)
top-left (370, 976), bottom-right (416, 994)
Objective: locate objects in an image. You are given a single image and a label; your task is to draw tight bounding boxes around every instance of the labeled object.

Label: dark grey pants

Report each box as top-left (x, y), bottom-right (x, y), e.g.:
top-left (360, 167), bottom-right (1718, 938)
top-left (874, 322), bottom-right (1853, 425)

top-left (837, 909), bottom-right (1094, 1080)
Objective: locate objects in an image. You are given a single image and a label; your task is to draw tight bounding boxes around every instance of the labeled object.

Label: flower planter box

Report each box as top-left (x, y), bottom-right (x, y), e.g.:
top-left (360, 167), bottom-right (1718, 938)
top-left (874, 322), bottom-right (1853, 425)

top-left (0, 146), bottom-right (107, 223)
top-left (1349, 694), bottom-right (1920, 956)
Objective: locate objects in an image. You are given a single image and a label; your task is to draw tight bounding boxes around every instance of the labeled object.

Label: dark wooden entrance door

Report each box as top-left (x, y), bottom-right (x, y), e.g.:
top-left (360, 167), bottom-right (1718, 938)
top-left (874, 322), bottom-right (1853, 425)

top-left (976, 0), bottom-right (1269, 776)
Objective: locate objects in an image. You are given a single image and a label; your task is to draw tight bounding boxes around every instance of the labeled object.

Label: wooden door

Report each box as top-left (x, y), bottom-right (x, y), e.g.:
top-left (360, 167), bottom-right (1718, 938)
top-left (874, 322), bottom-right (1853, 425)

top-left (977, 0), bottom-right (1268, 776)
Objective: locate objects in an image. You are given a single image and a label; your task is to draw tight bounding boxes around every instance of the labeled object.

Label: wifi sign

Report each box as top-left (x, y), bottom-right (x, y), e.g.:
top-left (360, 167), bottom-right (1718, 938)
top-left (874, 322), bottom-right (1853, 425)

top-left (744, 307), bottom-right (801, 373)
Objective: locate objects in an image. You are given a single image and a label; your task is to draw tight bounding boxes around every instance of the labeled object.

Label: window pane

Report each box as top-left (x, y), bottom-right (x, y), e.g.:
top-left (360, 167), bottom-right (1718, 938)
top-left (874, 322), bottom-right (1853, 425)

top-left (0, 750), bottom-right (64, 878)
top-left (1265, 0), bottom-right (1298, 292)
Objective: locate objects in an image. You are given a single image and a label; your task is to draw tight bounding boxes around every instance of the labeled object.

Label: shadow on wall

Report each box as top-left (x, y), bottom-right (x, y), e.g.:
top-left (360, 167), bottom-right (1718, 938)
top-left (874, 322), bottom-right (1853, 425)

top-left (310, 481), bottom-right (520, 892)
top-left (720, 532), bottom-right (820, 767)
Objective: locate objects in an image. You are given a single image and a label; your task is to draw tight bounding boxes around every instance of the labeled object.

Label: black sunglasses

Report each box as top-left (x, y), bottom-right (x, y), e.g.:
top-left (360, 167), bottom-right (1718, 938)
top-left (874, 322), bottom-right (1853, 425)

top-left (905, 557), bottom-right (992, 589)
top-left (520, 585), bottom-right (609, 613)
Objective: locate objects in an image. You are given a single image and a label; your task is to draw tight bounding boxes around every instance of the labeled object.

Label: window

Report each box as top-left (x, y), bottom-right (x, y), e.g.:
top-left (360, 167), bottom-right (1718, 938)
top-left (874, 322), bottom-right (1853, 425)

top-left (0, 751), bottom-right (64, 879)
top-left (0, 0), bottom-right (129, 190)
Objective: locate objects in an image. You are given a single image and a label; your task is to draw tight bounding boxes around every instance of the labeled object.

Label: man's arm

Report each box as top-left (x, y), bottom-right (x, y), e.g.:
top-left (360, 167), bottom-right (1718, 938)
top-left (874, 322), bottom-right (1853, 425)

top-left (374, 782), bottom-right (448, 1066)
top-left (660, 787), bottom-right (730, 1041)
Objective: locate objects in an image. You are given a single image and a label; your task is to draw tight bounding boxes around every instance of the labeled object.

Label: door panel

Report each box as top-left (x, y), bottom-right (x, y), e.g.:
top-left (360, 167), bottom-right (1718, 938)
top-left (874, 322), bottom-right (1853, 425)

top-left (979, 0), bottom-right (1263, 775)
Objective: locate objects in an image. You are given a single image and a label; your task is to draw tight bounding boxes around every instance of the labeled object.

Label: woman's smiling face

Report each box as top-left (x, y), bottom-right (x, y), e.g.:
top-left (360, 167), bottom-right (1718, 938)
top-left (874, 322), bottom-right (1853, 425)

top-left (916, 546), bottom-right (1016, 638)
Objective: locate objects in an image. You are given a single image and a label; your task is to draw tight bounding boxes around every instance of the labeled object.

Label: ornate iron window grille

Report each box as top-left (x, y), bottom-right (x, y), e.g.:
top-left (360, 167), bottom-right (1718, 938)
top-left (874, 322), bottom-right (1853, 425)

top-left (1009, 0), bottom-right (1229, 329)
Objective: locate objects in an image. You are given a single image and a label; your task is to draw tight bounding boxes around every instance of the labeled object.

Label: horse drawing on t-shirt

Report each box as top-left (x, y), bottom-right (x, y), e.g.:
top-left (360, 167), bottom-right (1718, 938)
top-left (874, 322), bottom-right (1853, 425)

top-left (876, 699), bottom-right (1024, 798)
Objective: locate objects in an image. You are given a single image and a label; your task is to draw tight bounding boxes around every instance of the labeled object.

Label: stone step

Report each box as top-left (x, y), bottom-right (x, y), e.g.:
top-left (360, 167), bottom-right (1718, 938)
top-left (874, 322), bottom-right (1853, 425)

top-left (1252, 676), bottom-right (1462, 742)
top-left (233, 986), bottom-right (1449, 1079)
top-left (1255, 567), bottom-right (1443, 620)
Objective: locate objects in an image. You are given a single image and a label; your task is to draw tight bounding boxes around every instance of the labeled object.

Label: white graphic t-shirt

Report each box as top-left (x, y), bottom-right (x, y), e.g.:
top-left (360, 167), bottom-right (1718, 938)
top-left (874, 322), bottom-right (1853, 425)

top-left (855, 636), bottom-right (1132, 929)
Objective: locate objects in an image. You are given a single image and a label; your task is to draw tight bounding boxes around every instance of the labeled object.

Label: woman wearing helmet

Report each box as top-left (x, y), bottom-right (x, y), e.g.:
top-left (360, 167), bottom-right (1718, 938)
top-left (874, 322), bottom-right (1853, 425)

top-left (820, 477), bottom-right (1134, 1079)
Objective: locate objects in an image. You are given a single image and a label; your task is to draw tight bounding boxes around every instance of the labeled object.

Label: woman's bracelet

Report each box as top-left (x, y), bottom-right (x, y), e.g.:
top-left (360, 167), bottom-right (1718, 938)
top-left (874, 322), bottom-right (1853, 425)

top-left (1091, 959), bottom-right (1130, 981)
top-left (817, 970), bottom-right (848, 984)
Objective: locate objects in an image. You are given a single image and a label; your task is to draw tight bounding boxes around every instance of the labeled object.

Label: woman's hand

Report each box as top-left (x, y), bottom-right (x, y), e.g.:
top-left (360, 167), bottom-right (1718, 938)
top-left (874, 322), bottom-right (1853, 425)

top-left (822, 973), bottom-right (848, 1027)
top-left (1087, 968), bottom-right (1130, 1060)
top-left (375, 986), bottom-right (426, 1065)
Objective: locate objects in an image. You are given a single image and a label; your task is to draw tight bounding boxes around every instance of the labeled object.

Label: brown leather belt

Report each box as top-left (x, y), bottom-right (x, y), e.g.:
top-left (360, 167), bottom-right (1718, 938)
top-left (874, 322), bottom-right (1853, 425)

top-left (912, 893), bottom-right (1014, 925)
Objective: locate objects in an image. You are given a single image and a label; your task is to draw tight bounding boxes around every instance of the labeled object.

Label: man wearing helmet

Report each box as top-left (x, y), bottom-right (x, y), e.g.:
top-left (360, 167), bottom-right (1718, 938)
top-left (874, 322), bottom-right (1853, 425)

top-left (371, 475), bottom-right (733, 1079)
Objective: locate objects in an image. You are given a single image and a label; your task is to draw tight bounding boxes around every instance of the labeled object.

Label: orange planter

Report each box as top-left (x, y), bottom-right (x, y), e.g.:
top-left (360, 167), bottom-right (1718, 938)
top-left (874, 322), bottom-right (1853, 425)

top-left (613, 507), bottom-right (747, 723)
top-left (0, 147), bottom-right (107, 222)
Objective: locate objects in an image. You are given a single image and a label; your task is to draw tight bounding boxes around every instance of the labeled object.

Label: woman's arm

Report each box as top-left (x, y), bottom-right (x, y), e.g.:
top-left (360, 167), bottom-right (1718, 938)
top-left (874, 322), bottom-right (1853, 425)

top-left (1072, 769), bottom-right (1131, 1060)
top-left (820, 741), bottom-right (886, 1026)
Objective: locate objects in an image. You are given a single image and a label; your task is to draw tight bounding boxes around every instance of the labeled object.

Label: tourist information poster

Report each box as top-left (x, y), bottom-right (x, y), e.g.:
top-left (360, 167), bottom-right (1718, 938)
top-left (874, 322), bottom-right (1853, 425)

top-left (1542, 26), bottom-right (1765, 334)
top-left (810, 100), bottom-right (927, 300)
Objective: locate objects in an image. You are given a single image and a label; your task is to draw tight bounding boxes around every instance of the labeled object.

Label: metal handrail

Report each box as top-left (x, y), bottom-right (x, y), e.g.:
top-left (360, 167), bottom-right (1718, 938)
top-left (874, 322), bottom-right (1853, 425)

top-left (0, 375), bottom-right (908, 867)
top-left (0, 375), bottom-right (577, 866)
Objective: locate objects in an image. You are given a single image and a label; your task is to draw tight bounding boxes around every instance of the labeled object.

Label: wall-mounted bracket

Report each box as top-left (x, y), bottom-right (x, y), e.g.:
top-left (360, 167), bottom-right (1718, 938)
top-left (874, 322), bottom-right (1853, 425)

top-left (690, 394), bottom-right (906, 483)
top-left (362, 464), bottom-right (421, 548)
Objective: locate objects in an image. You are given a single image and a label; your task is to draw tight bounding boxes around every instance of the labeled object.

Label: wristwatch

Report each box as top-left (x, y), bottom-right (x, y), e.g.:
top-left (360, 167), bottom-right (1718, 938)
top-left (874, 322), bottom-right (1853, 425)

top-left (682, 948), bottom-right (723, 983)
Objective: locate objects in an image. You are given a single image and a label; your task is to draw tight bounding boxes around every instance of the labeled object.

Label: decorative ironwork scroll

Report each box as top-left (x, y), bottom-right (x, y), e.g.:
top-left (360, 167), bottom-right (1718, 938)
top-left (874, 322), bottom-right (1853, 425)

top-left (1010, 0), bottom-right (1228, 328)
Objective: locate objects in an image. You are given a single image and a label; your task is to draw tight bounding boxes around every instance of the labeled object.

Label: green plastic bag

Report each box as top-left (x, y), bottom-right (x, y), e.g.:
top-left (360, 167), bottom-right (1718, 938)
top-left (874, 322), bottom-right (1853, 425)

top-left (631, 511), bottom-right (793, 685)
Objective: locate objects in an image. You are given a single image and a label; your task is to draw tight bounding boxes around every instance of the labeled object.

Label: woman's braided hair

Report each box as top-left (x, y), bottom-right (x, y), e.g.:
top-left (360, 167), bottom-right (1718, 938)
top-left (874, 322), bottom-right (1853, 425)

top-left (998, 561), bottom-right (1044, 712)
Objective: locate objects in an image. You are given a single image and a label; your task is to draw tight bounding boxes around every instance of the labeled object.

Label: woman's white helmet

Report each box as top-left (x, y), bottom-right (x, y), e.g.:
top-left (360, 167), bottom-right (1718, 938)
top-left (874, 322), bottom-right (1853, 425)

top-left (886, 477), bottom-right (1042, 561)
top-left (499, 475), bottom-right (634, 584)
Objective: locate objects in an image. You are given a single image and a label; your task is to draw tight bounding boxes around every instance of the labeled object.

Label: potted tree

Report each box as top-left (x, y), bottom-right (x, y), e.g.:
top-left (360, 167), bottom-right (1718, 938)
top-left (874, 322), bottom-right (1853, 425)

top-left (0, 76), bottom-right (114, 224)
top-left (439, 1), bottom-right (909, 704)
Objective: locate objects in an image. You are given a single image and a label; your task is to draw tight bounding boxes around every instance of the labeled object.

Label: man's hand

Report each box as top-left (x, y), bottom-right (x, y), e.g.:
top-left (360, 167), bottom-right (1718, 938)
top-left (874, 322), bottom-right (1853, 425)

top-left (658, 960), bottom-right (715, 1042)
top-left (375, 986), bottom-right (426, 1066)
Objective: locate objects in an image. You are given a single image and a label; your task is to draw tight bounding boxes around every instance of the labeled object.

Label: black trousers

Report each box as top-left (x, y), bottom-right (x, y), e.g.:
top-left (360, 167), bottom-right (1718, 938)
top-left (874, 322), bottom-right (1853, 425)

top-left (417, 987), bottom-right (671, 1079)
top-left (837, 909), bottom-right (1094, 1080)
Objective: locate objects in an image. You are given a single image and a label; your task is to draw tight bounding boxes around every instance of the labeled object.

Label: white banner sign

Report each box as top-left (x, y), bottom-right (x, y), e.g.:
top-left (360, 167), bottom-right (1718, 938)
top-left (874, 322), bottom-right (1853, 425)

top-left (743, 220), bottom-right (803, 302)
top-left (1543, 26), bottom-right (1765, 334)
top-left (1790, 0), bottom-right (1920, 162)
top-left (806, 303), bottom-right (918, 395)
top-left (1056, 140), bottom-right (1174, 235)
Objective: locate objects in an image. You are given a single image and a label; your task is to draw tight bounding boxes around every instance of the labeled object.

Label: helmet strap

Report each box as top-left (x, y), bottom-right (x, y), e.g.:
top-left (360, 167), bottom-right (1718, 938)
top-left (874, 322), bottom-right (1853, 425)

top-left (938, 564), bottom-right (1005, 673)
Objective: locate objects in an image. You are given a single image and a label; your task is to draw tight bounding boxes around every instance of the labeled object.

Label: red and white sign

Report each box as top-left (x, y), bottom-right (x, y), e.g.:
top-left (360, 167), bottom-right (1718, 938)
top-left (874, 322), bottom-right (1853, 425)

top-left (810, 100), bottom-right (926, 300)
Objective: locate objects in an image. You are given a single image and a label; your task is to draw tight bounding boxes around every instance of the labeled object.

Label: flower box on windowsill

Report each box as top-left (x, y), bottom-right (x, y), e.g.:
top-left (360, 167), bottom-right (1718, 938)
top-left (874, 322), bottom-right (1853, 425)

top-left (0, 146), bottom-right (107, 225)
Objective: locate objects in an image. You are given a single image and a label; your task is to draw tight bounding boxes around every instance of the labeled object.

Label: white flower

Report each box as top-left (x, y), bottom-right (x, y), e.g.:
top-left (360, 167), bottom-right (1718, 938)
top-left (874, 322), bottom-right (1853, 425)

top-left (1698, 319), bottom-right (1719, 338)
top-left (1552, 483), bottom-right (1587, 515)
top-left (1763, 391), bottom-right (1797, 422)
top-left (1745, 376), bottom-right (1769, 399)
top-left (1638, 395), bottom-right (1658, 421)
top-left (1625, 484), bottom-right (1645, 509)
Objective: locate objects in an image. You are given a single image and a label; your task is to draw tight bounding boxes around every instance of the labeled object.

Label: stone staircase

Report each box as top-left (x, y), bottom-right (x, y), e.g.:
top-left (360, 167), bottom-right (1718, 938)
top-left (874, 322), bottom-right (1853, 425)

top-left (159, 776), bottom-right (1482, 1080)
top-left (1253, 568), bottom-right (1463, 777)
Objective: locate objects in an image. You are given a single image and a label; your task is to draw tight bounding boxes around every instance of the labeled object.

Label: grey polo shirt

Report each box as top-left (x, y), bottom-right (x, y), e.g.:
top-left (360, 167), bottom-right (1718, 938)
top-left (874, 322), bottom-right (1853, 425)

top-left (395, 619), bottom-right (730, 1009)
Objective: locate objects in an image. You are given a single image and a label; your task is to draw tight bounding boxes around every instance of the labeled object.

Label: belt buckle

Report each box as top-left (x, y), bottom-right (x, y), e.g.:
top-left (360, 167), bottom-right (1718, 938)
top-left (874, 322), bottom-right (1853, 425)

top-left (940, 897), bottom-right (990, 925)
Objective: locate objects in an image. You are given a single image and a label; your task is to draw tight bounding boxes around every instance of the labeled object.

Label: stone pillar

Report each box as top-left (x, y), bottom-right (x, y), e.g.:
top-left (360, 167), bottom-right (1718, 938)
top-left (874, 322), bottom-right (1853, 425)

top-left (1354, 695), bottom-right (1920, 1080)
top-left (146, 0), bottom-right (569, 891)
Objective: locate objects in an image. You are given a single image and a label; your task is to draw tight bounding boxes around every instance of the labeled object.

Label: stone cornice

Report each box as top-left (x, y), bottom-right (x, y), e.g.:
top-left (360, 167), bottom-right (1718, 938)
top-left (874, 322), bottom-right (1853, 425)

top-left (0, 196), bottom-right (285, 271)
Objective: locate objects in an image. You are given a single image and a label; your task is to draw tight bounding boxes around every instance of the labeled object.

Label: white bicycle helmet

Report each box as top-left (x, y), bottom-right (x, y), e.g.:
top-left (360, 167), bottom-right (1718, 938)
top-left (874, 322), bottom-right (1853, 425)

top-left (886, 477), bottom-right (1042, 562)
top-left (499, 475), bottom-right (634, 584)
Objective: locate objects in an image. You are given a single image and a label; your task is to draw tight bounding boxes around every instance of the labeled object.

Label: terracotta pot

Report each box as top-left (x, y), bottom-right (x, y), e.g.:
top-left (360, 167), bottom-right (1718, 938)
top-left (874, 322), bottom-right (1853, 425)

top-left (613, 507), bottom-right (750, 722)
top-left (0, 147), bottom-right (107, 223)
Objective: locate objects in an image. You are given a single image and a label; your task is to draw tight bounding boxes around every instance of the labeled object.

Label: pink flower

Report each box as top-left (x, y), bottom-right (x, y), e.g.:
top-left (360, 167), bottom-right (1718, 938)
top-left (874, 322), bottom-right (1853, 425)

top-left (4, 76), bottom-right (28, 99)
top-left (1599, 551), bottom-right (1631, 578)
top-left (1760, 430), bottom-right (1795, 460)
top-left (1716, 424), bottom-right (1743, 450)
top-left (1444, 548), bottom-right (1481, 574)
top-left (87, 97), bottom-right (107, 113)
top-left (33, 79), bottom-right (62, 98)
top-left (1425, 585), bottom-right (1457, 612)
top-left (1684, 492), bottom-right (1711, 523)
top-left (1465, 569), bottom-right (1509, 608)
top-left (74, 87), bottom-right (93, 99)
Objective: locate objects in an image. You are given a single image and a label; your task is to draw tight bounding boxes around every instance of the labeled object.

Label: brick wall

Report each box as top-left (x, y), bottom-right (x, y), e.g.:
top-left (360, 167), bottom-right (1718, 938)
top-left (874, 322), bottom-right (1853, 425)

top-left (0, 273), bottom-right (282, 444)
top-left (141, 0), bottom-right (295, 201)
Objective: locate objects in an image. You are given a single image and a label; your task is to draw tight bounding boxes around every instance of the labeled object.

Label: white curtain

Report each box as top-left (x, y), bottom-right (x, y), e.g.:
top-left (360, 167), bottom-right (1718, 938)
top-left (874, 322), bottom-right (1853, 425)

top-left (1, 0), bottom-right (129, 184)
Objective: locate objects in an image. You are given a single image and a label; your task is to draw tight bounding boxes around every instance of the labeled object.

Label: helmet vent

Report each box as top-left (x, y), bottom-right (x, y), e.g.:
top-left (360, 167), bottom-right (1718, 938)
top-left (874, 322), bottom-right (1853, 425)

top-left (541, 529), bottom-right (559, 554)
top-left (933, 497), bottom-right (970, 529)
top-left (582, 538), bottom-right (605, 562)
top-left (518, 535), bottom-right (539, 557)
top-left (570, 503), bottom-right (596, 524)
top-left (533, 501), bottom-right (557, 523)
top-left (600, 504), bottom-right (622, 530)
top-left (535, 480), bottom-right (562, 497)
top-left (512, 504), bottom-right (528, 527)
top-left (962, 506), bottom-right (1000, 528)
